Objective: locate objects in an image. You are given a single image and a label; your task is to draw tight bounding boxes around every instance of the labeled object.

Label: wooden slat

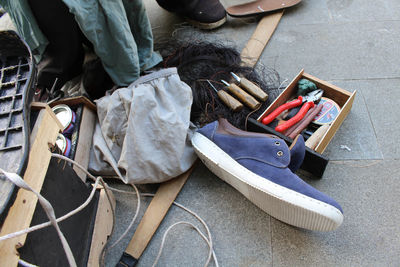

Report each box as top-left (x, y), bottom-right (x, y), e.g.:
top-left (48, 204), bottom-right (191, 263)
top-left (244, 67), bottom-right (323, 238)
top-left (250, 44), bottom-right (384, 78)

top-left (124, 163), bottom-right (196, 260)
top-left (73, 106), bottom-right (96, 182)
top-left (87, 188), bottom-right (116, 267)
top-left (315, 90), bottom-right (356, 154)
top-left (240, 11), bottom-right (284, 67)
top-left (49, 96), bottom-right (96, 111)
top-left (0, 107), bottom-right (62, 266)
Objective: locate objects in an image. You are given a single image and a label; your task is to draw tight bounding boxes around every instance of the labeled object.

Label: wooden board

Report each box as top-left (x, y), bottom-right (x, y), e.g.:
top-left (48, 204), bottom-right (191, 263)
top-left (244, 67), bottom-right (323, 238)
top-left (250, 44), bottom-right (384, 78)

top-left (49, 96), bottom-right (96, 111)
top-left (73, 105), bottom-right (96, 182)
top-left (119, 163), bottom-right (196, 266)
top-left (0, 106), bottom-right (62, 266)
top-left (240, 11), bottom-right (284, 67)
top-left (87, 188), bottom-right (116, 267)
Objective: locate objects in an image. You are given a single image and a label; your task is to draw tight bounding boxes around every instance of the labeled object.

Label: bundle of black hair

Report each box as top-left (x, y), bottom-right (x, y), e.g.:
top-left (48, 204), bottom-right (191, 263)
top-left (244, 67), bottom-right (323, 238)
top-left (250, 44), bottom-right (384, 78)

top-left (159, 41), bottom-right (282, 129)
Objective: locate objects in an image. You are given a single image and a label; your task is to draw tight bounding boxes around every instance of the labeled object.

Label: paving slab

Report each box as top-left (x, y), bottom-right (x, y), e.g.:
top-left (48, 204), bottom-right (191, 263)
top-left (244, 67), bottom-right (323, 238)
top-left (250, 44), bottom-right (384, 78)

top-left (322, 79), bottom-right (383, 161)
top-left (271, 159), bottom-right (400, 266)
top-left (135, 163), bottom-right (273, 267)
top-left (356, 78), bottom-right (400, 159)
top-left (260, 20), bottom-right (400, 81)
top-left (2, 0), bottom-right (399, 266)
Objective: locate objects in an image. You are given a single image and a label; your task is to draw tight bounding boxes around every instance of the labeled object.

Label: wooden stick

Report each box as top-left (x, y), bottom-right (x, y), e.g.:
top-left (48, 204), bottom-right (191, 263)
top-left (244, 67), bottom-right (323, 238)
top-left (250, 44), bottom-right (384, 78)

top-left (118, 162), bottom-right (196, 267)
top-left (240, 10), bottom-right (284, 67)
top-left (0, 107), bottom-right (62, 266)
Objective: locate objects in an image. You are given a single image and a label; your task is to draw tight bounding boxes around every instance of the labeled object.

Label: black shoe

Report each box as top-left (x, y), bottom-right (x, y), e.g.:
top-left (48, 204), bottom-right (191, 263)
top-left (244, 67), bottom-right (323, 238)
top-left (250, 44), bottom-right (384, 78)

top-left (156, 0), bottom-right (227, 30)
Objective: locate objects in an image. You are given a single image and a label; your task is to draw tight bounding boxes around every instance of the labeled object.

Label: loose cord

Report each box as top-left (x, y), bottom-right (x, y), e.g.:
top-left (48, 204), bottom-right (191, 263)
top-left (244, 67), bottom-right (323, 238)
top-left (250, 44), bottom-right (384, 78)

top-left (0, 168), bottom-right (77, 267)
top-left (0, 154), bottom-right (218, 267)
top-left (109, 189), bottom-right (219, 267)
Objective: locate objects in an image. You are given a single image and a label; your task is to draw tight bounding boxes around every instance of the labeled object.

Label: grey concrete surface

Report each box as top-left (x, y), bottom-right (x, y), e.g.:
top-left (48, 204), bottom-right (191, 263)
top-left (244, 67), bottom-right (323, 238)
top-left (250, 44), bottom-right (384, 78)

top-left (113, 0), bottom-right (400, 266)
top-left (1, 0), bottom-right (399, 266)
top-left (118, 0), bottom-right (398, 266)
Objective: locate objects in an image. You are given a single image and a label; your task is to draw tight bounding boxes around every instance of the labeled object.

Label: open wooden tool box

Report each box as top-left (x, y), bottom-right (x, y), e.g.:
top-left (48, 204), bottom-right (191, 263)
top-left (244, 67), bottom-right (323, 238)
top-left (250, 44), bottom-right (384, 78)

top-left (248, 69), bottom-right (356, 178)
top-left (0, 100), bottom-right (114, 266)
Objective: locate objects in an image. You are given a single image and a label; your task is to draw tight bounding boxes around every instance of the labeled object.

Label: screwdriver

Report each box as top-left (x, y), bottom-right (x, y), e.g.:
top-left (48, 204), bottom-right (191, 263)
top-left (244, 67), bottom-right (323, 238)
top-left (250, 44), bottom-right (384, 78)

top-left (231, 72), bottom-right (268, 101)
top-left (207, 80), bottom-right (243, 112)
top-left (221, 80), bottom-right (261, 110)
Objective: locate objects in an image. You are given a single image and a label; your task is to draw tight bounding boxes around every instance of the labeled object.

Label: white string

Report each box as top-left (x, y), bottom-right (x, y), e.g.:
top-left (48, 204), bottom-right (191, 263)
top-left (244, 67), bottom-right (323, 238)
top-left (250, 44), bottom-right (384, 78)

top-left (0, 168), bottom-right (77, 267)
top-left (18, 259), bottom-right (39, 267)
top-left (152, 221), bottom-right (212, 267)
top-left (107, 183), bottom-right (140, 249)
top-left (278, 78), bottom-right (289, 91)
top-left (0, 173), bottom-right (101, 242)
top-left (109, 188), bottom-right (219, 267)
top-left (0, 154), bottom-right (218, 267)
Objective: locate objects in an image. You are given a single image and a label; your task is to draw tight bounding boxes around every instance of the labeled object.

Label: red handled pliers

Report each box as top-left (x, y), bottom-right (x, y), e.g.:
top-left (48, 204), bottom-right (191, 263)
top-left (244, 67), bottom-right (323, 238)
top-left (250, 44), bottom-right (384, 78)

top-left (261, 89), bottom-right (323, 132)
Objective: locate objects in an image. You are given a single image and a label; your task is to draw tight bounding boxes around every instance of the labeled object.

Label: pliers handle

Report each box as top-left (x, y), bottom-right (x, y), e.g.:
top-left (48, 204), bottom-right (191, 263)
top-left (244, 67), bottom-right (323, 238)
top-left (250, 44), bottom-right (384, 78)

top-left (261, 89), bottom-right (323, 133)
top-left (275, 101), bottom-right (315, 132)
top-left (261, 96), bottom-right (304, 125)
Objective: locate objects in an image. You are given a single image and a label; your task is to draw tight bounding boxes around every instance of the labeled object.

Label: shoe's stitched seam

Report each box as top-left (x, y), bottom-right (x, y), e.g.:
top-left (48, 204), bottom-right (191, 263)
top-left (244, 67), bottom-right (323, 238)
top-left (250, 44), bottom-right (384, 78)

top-left (194, 133), bottom-right (343, 217)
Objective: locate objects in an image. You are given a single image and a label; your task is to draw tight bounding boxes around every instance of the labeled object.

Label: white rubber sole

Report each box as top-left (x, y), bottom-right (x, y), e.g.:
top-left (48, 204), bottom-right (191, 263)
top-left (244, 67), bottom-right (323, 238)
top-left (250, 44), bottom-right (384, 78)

top-left (192, 132), bottom-right (343, 231)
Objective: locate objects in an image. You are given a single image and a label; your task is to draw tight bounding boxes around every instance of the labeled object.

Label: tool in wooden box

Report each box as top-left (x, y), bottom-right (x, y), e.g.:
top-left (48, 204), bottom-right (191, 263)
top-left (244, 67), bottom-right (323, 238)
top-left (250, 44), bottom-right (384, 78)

top-left (261, 89), bottom-right (323, 132)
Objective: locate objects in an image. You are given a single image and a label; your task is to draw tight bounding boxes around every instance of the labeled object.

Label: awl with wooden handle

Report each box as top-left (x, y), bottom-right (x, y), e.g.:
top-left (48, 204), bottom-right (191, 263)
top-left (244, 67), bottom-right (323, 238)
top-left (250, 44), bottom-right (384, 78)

top-left (231, 72), bottom-right (268, 101)
top-left (207, 80), bottom-right (243, 112)
top-left (221, 80), bottom-right (261, 110)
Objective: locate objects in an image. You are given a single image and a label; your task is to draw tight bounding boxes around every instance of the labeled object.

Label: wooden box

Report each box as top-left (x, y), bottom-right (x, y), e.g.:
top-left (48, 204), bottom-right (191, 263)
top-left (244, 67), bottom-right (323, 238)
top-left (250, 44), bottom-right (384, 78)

top-left (0, 103), bottom-right (113, 266)
top-left (49, 96), bottom-right (97, 182)
top-left (248, 69), bottom-right (356, 177)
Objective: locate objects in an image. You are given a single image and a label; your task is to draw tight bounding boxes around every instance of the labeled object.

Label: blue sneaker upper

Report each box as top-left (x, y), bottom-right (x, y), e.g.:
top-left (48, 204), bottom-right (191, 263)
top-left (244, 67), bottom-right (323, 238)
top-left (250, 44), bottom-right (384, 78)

top-left (288, 134), bottom-right (306, 172)
top-left (197, 119), bottom-right (343, 213)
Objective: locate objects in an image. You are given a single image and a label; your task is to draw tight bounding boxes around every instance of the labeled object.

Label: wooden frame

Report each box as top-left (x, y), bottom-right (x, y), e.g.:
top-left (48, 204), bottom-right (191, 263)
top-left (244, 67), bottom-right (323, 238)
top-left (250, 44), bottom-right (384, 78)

top-left (257, 69), bottom-right (357, 154)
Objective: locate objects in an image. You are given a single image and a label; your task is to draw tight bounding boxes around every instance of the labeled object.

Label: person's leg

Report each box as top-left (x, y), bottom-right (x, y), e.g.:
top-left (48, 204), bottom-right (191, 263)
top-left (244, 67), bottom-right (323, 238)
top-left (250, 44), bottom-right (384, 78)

top-left (156, 0), bottom-right (226, 30)
top-left (28, 0), bottom-right (86, 94)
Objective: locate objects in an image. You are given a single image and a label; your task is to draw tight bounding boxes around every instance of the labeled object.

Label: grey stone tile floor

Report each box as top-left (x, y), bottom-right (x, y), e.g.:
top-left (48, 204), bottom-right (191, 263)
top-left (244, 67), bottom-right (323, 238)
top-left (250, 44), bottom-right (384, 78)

top-left (1, 0), bottom-right (399, 266)
top-left (105, 0), bottom-right (400, 266)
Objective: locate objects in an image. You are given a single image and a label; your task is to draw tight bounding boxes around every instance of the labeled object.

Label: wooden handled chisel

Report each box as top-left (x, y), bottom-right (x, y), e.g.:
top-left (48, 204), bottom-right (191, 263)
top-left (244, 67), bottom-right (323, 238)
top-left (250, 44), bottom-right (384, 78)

top-left (221, 80), bottom-right (261, 110)
top-left (231, 72), bottom-right (268, 101)
top-left (207, 80), bottom-right (243, 112)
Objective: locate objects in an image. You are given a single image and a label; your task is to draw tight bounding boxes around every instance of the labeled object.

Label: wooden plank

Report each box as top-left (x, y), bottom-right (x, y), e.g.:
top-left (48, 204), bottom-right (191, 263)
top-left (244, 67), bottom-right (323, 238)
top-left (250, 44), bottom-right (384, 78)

top-left (315, 90), bottom-right (356, 154)
top-left (73, 106), bottom-right (96, 182)
top-left (0, 107), bottom-right (62, 266)
top-left (240, 11), bottom-right (284, 67)
top-left (31, 102), bottom-right (63, 130)
top-left (87, 188), bottom-right (116, 267)
top-left (121, 163), bottom-right (196, 265)
top-left (49, 96), bottom-right (96, 111)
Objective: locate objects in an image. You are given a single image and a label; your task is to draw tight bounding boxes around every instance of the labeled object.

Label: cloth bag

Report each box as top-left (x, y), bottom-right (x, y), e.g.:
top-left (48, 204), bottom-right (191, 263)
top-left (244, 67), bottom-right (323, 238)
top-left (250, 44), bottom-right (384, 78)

top-left (89, 68), bottom-right (197, 184)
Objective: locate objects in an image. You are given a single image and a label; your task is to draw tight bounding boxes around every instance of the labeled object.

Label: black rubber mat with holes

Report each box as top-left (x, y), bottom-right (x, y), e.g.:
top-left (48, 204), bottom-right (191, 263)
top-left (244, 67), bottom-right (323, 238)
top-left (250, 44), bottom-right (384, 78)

top-left (0, 31), bottom-right (36, 222)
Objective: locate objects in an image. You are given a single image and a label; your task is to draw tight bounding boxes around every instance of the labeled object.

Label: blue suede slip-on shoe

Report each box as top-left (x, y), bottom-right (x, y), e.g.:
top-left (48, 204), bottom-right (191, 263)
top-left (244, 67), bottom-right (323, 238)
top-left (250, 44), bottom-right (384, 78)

top-left (191, 118), bottom-right (343, 231)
